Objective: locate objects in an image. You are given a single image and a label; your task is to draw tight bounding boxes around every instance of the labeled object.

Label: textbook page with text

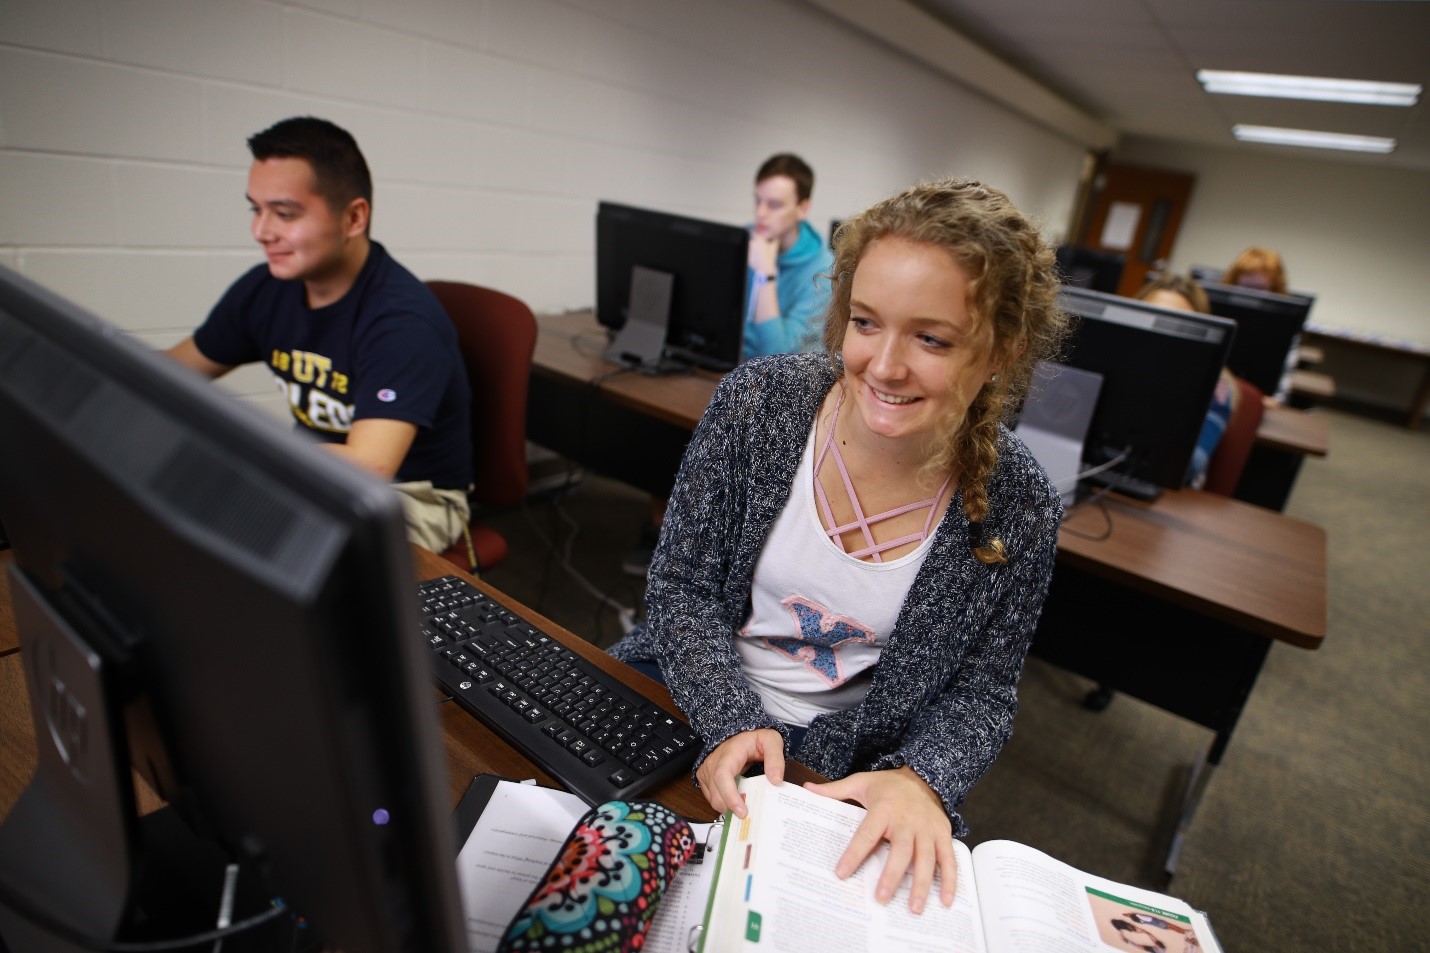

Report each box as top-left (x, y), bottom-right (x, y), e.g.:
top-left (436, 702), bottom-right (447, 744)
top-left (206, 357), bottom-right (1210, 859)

top-left (698, 779), bottom-right (1219, 953)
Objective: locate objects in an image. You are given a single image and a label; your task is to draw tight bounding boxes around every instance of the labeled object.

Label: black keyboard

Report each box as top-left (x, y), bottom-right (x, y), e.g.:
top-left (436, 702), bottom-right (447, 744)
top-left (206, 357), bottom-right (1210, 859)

top-left (417, 575), bottom-right (700, 806)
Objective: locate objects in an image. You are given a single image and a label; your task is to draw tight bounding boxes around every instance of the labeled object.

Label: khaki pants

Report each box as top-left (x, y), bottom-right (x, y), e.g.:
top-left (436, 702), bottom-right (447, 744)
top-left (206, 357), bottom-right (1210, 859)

top-left (391, 480), bottom-right (471, 553)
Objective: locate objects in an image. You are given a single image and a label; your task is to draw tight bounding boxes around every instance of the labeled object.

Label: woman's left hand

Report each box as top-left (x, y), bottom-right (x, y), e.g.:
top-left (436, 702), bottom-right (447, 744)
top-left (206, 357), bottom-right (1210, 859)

top-left (802, 766), bottom-right (957, 914)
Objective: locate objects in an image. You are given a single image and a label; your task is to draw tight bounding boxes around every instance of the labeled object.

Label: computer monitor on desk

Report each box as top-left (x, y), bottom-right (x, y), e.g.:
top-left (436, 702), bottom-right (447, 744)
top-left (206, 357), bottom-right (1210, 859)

top-left (1055, 245), bottom-right (1126, 294)
top-left (1197, 281), bottom-right (1315, 397)
top-left (595, 200), bottom-right (749, 372)
top-left (1058, 287), bottom-right (1237, 494)
top-left (0, 267), bottom-right (464, 953)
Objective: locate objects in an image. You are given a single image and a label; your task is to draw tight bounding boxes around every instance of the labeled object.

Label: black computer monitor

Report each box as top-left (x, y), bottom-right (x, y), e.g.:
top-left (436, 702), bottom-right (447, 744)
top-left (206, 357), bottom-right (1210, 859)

top-left (1058, 287), bottom-right (1237, 490)
top-left (1055, 245), bottom-right (1126, 294)
top-left (1196, 281), bottom-right (1315, 397)
top-left (0, 266), bottom-right (464, 953)
top-left (595, 201), bottom-right (750, 371)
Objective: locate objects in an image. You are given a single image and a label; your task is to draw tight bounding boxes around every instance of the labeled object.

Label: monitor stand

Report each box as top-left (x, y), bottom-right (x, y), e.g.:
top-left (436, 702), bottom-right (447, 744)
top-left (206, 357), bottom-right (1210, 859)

top-left (604, 266), bottom-right (679, 374)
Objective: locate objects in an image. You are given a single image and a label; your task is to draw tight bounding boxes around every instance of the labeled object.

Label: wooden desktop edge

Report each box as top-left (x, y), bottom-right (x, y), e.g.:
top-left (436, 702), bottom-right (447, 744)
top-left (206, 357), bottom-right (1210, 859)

top-left (1256, 404), bottom-right (1330, 457)
top-left (0, 551), bottom-right (17, 658)
top-left (532, 310), bottom-right (715, 431)
top-left (1057, 490), bottom-right (1326, 649)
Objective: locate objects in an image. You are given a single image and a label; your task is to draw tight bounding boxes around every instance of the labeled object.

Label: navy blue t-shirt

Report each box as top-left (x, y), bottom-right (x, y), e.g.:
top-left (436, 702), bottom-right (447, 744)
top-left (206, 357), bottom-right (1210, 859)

top-left (194, 242), bottom-right (473, 490)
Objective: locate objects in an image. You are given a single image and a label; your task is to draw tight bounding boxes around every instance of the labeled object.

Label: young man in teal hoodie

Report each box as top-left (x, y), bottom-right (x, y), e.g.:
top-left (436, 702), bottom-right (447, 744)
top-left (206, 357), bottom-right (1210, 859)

top-left (744, 154), bottom-right (835, 357)
top-left (625, 155), bottom-right (835, 575)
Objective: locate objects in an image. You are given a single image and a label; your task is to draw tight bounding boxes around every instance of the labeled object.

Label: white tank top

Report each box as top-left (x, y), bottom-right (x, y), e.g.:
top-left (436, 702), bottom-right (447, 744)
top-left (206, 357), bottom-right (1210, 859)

top-left (736, 424), bottom-right (942, 726)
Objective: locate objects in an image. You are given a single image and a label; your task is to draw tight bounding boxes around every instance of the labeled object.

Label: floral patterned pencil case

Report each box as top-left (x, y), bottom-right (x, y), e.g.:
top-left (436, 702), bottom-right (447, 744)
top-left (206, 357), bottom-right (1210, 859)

top-left (498, 800), bottom-right (697, 953)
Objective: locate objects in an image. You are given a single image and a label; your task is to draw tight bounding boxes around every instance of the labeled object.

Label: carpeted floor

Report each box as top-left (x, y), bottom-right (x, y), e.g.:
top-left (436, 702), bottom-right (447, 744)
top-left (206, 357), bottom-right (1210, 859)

top-left (479, 407), bottom-right (1430, 952)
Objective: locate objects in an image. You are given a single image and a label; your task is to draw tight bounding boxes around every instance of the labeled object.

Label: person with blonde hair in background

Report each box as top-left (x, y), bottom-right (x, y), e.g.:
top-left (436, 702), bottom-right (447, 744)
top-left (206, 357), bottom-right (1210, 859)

top-left (1220, 245), bottom-right (1298, 401)
top-left (1136, 274), bottom-right (1239, 488)
top-left (1222, 245), bottom-right (1288, 294)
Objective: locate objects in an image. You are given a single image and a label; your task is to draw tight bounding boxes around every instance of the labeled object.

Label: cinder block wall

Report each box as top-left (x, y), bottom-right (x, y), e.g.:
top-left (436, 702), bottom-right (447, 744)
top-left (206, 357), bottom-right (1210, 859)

top-left (0, 0), bottom-right (1086, 413)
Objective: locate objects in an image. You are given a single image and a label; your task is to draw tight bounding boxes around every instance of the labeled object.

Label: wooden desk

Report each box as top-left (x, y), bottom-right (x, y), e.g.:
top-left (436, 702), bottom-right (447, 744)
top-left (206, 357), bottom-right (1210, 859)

top-left (0, 551), bottom-right (16, 658)
top-left (1055, 489), bottom-right (1325, 649)
top-left (1041, 489), bottom-right (1324, 875)
top-left (1289, 368), bottom-right (1335, 403)
top-left (0, 548), bottom-right (817, 830)
top-left (533, 311), bottom-right (716, 430)
top-left (1255, 404), bottom-right (1329, 457)
top-left (1302, 325), bottom-right (1430, 429)
top-left (528, 311), bottom-right (712, 497)
top-left (1240, 404), bottom-right (1331, 511)
top-left (410, 547), bottom-right (816, 821)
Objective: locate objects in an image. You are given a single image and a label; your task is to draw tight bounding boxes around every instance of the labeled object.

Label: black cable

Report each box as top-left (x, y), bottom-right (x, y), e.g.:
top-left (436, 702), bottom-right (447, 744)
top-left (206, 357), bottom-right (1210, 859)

top-left (585, 365), bottom-right (636, 388)
top-left (0, 882), bottom-right (289, 953)
top-left (526, 465), bottom-right (585, 612)
top-left (1061, 492), bottom-right (1115, 541)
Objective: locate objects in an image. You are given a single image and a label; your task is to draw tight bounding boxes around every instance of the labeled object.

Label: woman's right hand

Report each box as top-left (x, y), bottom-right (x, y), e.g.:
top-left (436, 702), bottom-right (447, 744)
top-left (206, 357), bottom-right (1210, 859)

top-left (695, 728), bottom-right (786, 818)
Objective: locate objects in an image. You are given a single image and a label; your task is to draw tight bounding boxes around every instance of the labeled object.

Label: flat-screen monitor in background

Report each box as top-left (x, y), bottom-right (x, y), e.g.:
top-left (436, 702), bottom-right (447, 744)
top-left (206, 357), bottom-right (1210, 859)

top-left (595, 201), bottom-right (750, 372)
top-left (1058, 287), bottom-right (1237, 491)
top-left (1196, 281), bottom-right (1315, 398)
top-left (0, 266), bottom-right (465, 953)
top-left (1189, 264), bottom-right (1224, 284)
top-left (1055, 245), bottom-right (1126, 294)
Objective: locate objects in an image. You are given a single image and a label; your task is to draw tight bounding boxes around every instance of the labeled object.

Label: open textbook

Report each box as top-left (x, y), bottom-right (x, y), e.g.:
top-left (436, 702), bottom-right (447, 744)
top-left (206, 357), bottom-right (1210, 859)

top-left (452, 775), bottom-right (1219, 953)
top-left (698, 778), bottom-right (1221, 953)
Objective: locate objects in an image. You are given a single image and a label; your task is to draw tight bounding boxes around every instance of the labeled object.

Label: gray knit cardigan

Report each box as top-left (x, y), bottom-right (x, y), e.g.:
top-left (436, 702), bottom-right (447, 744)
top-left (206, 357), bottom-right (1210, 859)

top-left (608, 352), bottom-right (1062, 834)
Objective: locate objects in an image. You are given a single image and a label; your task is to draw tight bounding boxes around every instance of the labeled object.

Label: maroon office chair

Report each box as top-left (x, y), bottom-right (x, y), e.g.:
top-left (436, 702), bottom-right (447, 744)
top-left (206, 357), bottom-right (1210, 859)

top-left (425, 280), bottom-right (538, 573)
top-left (1203, 375), bottom-right (1265, 497)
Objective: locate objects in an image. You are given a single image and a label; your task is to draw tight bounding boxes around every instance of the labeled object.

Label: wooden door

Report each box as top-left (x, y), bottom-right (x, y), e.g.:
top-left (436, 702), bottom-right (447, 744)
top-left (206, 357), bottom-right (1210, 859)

top-left (1076, 162), bottom-right (1196, 298)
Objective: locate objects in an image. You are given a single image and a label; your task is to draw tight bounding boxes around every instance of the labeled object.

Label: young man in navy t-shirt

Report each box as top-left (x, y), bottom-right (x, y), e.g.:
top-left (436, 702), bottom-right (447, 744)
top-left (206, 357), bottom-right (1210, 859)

top-left (167, 116), bottom-right (473, 552)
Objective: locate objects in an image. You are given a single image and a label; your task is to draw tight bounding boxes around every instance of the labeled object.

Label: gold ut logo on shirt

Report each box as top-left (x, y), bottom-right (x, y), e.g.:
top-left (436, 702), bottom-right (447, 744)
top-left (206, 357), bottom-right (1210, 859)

top-left (270, 349), bottom-right (354, 432)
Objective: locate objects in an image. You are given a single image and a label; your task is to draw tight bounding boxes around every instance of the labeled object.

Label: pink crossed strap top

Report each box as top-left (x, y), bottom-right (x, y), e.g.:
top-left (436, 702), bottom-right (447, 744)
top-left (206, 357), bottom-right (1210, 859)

top-left (813, 393), bottom-right (952, 563)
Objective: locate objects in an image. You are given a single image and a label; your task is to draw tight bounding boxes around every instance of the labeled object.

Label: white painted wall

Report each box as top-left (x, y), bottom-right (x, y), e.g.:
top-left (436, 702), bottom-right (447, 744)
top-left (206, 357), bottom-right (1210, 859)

top-left (1116, 136), bottom-right (1430, 346)
top-left (0, 0), bottom-right (1088, 414)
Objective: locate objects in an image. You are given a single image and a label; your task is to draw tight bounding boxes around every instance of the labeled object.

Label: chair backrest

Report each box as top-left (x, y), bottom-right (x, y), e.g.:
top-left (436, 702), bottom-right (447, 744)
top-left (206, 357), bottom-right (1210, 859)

top-left (1203, 375), bottom-right (1265, 497)
top-left (425, 281), bottom-right (537, 508)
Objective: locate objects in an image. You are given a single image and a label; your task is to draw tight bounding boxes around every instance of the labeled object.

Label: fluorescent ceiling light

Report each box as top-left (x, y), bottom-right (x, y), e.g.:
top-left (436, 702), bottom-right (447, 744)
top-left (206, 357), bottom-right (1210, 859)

top-left (1232, 124), bottom-right (1397, 154)
top-left (1198, 70), bottom-right (1421, 106)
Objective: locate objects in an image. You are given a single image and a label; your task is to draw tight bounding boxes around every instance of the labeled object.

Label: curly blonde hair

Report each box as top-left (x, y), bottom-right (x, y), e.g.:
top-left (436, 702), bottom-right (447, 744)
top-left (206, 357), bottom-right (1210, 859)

top-left (821, 179), bottom-right (1067, 563)
top-left (1223, 246), bottom-right (1287, 295)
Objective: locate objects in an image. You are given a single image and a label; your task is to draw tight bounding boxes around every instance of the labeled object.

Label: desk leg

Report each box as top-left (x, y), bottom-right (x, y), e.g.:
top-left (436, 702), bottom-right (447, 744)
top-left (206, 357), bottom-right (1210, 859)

top-left (1035, 568), bottom-right (1276, 876)
top-left (1235, 445), bottom-right (1303, 512)
top-left (1164, 741), bottom-right (1216, 880)
top-left (1408, 360), bottom-right (1430, 430)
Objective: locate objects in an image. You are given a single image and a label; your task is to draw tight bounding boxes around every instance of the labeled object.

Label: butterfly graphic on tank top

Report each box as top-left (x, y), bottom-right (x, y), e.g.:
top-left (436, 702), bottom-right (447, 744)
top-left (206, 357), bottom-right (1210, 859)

top-left (763, 595), bottom-right (877, 686)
